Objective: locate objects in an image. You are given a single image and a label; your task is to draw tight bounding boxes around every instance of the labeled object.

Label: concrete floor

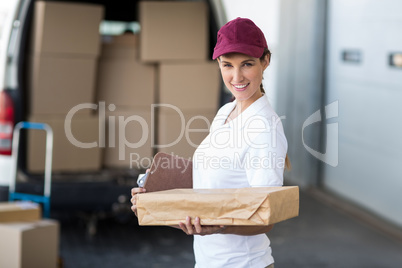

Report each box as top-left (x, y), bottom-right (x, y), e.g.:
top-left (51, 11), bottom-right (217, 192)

top-left (55, 189), bottom-right (402, 268)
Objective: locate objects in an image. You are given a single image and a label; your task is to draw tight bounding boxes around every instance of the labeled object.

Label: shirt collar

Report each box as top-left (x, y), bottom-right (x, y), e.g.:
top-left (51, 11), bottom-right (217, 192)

top-left (225, 95), bottom-right (270, 129)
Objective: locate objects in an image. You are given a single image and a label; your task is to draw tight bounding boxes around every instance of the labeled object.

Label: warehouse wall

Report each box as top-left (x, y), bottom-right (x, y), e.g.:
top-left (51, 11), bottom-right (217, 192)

top-left (275, 0), bottom-right (402, 228)
top-left (323, 0), bottom-right (402, 228)
top-left (275, 0), bottom-right (327, 187)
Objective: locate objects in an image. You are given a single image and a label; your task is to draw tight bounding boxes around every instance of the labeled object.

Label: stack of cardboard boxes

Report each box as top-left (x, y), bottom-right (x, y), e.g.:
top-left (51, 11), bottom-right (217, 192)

top-left (0, 202), bottom-right (59, 268)
top-left (139, 1), bottom-right (220, 159)
top-left (27, 1), bottom-right (104, 173)
top-left (95, 1), bottom-right (221, 168)
top-left (26, 1), bottom-right (221, 171)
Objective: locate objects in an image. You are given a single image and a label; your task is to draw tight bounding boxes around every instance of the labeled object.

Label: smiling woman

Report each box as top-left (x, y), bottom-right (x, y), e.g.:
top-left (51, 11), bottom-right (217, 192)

top-left (132, 17), bottom-right (289, 268)
top-left (187, 18), bottom-right (288, 268)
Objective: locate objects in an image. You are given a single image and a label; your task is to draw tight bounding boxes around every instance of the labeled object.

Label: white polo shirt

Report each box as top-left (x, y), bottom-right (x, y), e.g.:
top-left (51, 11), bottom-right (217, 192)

top-left (192, 95), bottom-right (287, 268)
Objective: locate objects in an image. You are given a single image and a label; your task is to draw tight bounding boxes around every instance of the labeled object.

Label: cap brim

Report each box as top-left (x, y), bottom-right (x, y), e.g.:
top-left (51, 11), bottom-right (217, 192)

top-left (212, 44), bottom-right (264, 60)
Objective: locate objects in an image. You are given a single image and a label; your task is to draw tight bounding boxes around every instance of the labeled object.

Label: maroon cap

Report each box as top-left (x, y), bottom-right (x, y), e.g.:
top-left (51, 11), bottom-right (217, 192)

top-left (212, 17), bottom-right (268, 60)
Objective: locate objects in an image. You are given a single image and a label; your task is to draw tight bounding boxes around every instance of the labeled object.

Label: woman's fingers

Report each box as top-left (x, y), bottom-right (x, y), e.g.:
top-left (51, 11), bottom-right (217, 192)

top-left (130, 195), bottom-right (137, 207)
top-left (178, 221), bottom-right (190, 235)
top-left (178, 216), bottom-right (196, 235)
top-left (179, 217), bottom-right (221, 236)
top-left (178, 222), bottom-right (186, 233)
top-left (185, 216), bottom-right (194, 235)
top-left (131, 187), bottom-right (146, 196)
top-left (194, 217), bottom-right (202, 233)
top-left (130, 195), bottom-right (138, 215)
top-left (130, 187), bottom-right (146, 217)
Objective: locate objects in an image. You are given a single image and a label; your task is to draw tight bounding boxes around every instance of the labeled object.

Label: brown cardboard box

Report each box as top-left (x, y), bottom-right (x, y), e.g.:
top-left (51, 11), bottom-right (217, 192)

top-left (96, 60), bottom-right (156, 106)
top-left (159, 61), bottom-right (221, 110)
top-left (158, 107), bottom-right (215, 159)
top-left (96, 36), bottom-right (156, 106)
top-left (27, 114), bottom-right (102, 173)
top-left (0, 202), bottom-right (41, 223)
top-left (100, 44), bottom-right (138, 59)
top-left (137, 186), bottom-right (300, 226)
top-left (102, 107), bottom-right (153, 168)
top-left (139, 1), bottom-right (208, 62)
top-left (29, 54), bottom-right (98, 115)
top-left (100, 33), bottom-right (138, 58)
top-left (0, 220), bottom-right (59, 268)
top-left (31, 1), bottom-right (104, 56)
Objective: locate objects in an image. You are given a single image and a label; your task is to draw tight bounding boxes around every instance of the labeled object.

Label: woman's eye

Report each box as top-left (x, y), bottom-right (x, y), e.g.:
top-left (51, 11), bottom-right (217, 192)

top-left (244, 63), bottom-right (253, 67)
top-left (223, 64), bottom-right (232, 68)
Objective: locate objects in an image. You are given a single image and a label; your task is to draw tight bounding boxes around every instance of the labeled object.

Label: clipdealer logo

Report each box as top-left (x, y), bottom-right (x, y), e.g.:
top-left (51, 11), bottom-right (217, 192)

top-left (63, 102), bottom-right (211, 163)
top-left (64, 101), bottom-right (339, 168)
top-left (302, 101), bottom-right (339, 167)
top-left (64, 102), bottom-right (150, 161)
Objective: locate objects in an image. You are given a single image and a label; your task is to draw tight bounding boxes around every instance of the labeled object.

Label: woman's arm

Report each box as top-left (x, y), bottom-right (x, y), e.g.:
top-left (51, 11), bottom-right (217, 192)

top-left (221, 224), bottom-right (274, 236)
top-left (178, 216), bottom-right (274, 236)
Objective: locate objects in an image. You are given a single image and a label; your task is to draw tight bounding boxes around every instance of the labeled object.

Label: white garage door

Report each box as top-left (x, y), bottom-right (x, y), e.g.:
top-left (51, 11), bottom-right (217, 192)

top-left (323, 0), bottom-right (402, 227)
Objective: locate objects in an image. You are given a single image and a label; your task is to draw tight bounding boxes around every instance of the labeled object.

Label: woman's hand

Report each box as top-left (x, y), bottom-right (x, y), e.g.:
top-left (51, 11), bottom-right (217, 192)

top-left (130, 187), bottom-right (146, 217)
top-left (178, 216), bottom-right (226, 236)
top-left (131, 169), bottom-right (150, 216)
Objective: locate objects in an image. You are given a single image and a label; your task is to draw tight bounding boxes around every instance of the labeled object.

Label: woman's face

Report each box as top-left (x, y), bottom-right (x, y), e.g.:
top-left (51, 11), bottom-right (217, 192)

top-left (218, 53), bottom-right (269, 103)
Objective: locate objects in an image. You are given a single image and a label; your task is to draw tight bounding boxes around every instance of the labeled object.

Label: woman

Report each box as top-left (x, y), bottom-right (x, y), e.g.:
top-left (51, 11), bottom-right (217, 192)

top-left (132, 17), bottom-right (289, 268)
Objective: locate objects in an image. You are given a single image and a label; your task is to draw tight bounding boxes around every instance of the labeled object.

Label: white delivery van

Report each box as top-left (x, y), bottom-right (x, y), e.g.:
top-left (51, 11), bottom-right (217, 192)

top-left (0, 0), bottom-right (226, 218)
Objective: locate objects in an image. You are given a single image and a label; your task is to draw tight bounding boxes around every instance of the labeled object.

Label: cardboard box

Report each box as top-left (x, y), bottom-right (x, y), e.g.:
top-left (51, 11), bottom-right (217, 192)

top-left (139, 1), bottom-right (208, 62)
top-left (27, 114), bottom-right (102, 173)
top-left (96, 60), bottom-right (155, 106)
top-left (0, 219), bottom-right (59, 268)
top-left (159, 61), bottom-right (221, 110)
top-left (137, 186), bottom-right (299, 226)
top-left (158, 107), bottom-right (215, 159)
top-left (96, 37), bottom-right (156, 106)
top-left (100, 33), bottom-right (138, 58)
top-left (31, 1), bottom-right (104, 56)
top-left (29, 54), bottom-right (98, 115)
top-left (0, 202), bottom-right (41, 223)
top-left (102, 107), bottom-right (153, 168)
top-left (100, 44), bottom-right (138, 59)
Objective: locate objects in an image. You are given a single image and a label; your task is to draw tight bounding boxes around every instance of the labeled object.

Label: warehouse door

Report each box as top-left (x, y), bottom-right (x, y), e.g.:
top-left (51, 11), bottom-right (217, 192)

top-left (323, 0), bottom-right (402, 227)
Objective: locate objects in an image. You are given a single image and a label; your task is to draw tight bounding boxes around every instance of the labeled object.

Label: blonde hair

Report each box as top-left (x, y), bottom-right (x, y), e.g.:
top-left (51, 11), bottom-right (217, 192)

top-left (259, 48), bottom-right (291, 171)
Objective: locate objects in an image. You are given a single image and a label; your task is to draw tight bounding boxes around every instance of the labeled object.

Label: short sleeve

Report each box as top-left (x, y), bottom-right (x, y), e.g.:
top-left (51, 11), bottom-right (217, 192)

top-left (245, 129), bottom-right (288, 187)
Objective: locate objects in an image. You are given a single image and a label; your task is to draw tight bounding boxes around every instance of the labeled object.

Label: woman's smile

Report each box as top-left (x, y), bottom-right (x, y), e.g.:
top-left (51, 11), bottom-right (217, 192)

top-left (232, 83), bottom-right (250, 91)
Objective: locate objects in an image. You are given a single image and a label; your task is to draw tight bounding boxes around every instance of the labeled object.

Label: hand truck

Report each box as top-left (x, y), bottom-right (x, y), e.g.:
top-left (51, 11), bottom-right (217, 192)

top-left (9, 122), bottom-right (53, 218)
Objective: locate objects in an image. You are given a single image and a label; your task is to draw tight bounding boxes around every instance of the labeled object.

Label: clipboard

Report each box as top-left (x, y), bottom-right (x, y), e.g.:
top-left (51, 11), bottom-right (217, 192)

top-left (138, 152), bottom-right (193, 192)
